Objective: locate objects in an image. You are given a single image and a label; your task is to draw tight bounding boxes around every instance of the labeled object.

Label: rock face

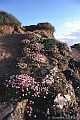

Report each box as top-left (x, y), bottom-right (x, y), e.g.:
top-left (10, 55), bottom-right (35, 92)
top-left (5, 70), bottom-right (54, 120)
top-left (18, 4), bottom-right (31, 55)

top-left (0, 12), bottom-right (80, 120)
top-left (0, 35), bottom-right (23, 80)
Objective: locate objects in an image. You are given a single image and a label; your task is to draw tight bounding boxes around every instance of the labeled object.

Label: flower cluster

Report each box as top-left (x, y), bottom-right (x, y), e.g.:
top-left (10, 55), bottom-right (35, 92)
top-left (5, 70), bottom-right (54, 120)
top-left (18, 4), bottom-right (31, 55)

top-left (4, 72), bottom-right (77, 120)
top-left (5, 74), bottom-right (50, 99)
top-left (33, 42), bottom-right (44, 51)
top-left (6, 74), bottom-right (35, 89)
top-left (33, 53), bottom-right (47, 63)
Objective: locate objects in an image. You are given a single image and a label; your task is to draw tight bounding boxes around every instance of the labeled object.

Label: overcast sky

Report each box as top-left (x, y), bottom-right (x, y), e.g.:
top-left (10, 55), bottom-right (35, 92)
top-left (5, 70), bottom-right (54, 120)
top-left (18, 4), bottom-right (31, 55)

top-left (0, 0), bottom-right (80, 45)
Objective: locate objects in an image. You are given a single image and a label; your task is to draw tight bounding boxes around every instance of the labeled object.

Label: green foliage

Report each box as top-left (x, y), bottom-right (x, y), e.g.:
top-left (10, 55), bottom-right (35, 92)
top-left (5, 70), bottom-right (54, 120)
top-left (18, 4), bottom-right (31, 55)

top-left (0, 11), bottom-right (21, 26)
top-left (43, 38), bottom-right (56, 50)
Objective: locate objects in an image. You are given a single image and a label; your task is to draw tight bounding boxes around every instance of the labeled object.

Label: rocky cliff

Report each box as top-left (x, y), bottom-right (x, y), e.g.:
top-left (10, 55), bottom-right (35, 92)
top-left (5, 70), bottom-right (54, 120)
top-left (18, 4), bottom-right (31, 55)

top-left (71, 43), bottom-right (80, 60)
top-left (0, 11), bottom-right (80, 120)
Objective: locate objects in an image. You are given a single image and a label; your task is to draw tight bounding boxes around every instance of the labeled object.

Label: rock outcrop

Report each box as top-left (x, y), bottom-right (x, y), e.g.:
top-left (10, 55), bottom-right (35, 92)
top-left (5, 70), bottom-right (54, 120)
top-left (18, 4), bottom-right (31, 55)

top-left (0, 12), bottom-right (80, 120)
top-left (23, 22), bottom-right (55, 38)
top-left (0, 11), bottom-right (21, 34)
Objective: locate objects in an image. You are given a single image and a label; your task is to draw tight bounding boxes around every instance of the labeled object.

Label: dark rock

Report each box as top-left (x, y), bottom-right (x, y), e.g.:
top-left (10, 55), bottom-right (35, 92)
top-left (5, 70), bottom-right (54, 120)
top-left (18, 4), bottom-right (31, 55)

top-left (0, 102), bottom-right (15, 120)
top-left (71, 43), bottom-right (80, 51)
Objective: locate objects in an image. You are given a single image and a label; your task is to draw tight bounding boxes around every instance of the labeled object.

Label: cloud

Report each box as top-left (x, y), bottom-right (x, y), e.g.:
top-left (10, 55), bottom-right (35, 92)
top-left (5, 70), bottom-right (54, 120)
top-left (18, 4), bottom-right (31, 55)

top-left (59, 30), bottom-right (80, 46)
top-left (55, 20), bottom-right (80, 46)
top-left (64, 21), bottom-right (80, 31)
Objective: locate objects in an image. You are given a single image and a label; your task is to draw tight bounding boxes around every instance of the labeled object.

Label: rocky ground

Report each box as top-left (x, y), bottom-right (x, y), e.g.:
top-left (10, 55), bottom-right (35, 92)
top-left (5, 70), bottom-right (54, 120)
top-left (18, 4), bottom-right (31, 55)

top-left (0, 11), bottom-right (80, 120)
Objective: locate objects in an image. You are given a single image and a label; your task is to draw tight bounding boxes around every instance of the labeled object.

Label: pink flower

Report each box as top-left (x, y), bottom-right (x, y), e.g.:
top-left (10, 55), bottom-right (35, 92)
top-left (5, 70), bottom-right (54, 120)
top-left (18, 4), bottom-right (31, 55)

top-left (35, 43), bottom-right (44, 51)
top-left (6, 74), bottom-right (35, 89)
top-left (33, 53), bottom-right (47, 63)
top-left (5, 73), bottom-right (50, 97)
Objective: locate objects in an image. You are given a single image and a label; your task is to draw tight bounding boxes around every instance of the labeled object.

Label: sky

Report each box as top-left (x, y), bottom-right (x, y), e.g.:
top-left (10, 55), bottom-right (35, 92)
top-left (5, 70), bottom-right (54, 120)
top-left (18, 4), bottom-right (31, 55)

top-left (0, 0), bottom-right (80, 45)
